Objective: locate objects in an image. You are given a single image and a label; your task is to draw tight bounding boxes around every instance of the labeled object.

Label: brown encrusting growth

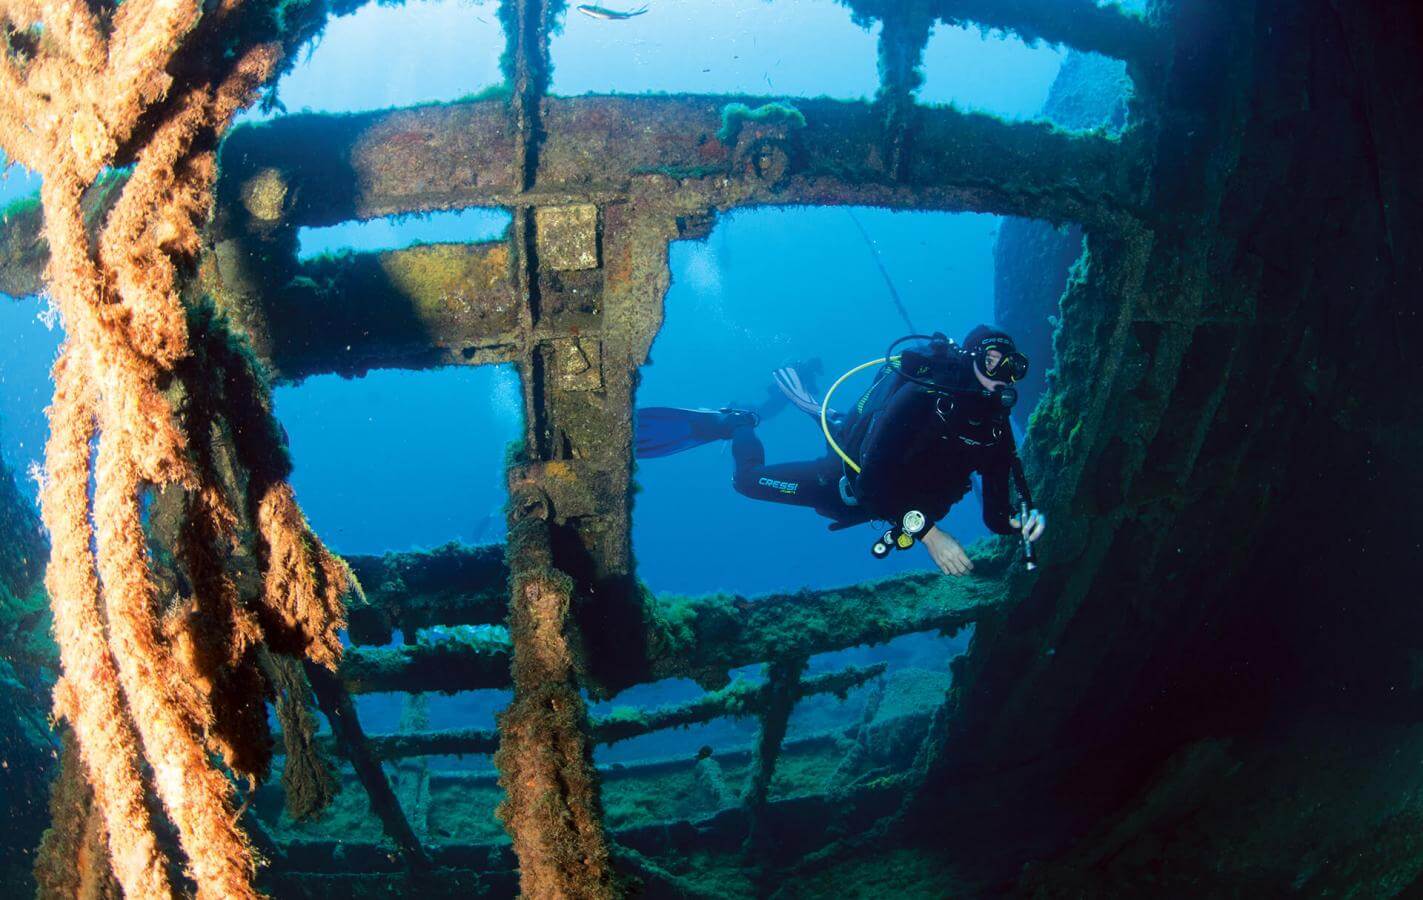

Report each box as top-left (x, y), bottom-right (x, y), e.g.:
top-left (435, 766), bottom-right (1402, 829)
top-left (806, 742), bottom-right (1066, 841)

top-left (265, 652), bottom-right (339, 823)
top-left (495, 515), bottom-right (618, 900)
top-left (35, 731), bottom-right (120, 900)
top-left (0, 1), bottom-right (349, 896)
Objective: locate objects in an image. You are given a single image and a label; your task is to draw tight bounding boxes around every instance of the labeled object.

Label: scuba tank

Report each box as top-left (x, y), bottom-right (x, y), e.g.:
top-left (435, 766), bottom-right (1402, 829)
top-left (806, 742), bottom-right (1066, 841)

top-left (827, 332), bottom-right (1000, 485)
top-left (834, 335), bottom-right (955, 464)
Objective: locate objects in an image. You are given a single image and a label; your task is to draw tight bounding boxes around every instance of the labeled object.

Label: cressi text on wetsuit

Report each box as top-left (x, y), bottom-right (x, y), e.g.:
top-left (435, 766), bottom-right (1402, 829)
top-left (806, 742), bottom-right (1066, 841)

top-left (729, 357), bottom-right (1020, 536)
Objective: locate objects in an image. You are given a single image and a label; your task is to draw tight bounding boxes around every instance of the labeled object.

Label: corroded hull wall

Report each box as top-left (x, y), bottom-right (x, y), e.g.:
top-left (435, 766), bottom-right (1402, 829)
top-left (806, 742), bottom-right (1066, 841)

top-left (908, 0), bottom-right (1423, 891)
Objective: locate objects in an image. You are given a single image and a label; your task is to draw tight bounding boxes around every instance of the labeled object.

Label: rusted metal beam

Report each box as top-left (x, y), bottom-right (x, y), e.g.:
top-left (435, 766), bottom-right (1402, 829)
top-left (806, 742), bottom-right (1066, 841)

top-left (345, 543), bottom-right (509, 646)
top-left (215, 104), bottom-right (519, 230)
top-left (334, 544), bottom-right (1004, 695)
top-left (0, 175), bottom-right (126, 298)
top-left (392, 694), bottom-right (433, 841)
top-left (418, 732), bottom-right (848, 794)
top-left (0, 198), bottom-right (47, 298)
top-left (739, 658), bottom-right (806, 862)
top-left (272, 765), bottom-right (906, 875)
top-left (595, 661), bottom-right (880, 747)
top-left (215, 95), bottom-right (1143, 230)
top-left (494, 511), bottom-right (618, 897)
top-left (207, 239), bottom-right (519, 384)
top-left (874, 0), bottom-right (935, 180)
top-left (845, 0), bottom-right (1164, 68)
top-left (339, 629), bottom-right (513, 694)
top-left (304, 661), bottom-right (430, 870)
top-left (929, 0), bottom-right (1163, 67)
top-left (640, 568), bottom-right (1008, 691)
top-left (292, 662), bottom-right (885, 761)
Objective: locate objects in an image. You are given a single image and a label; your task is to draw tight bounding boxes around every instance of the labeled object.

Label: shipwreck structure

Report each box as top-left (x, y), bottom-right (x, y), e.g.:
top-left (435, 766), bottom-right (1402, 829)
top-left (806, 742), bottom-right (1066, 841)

top-left (0, 0), bottom-right (1418, 896)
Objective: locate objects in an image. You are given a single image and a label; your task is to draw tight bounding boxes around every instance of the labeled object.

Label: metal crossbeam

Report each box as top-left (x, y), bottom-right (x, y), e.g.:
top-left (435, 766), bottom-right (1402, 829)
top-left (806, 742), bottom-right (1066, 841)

top-left (286, 663), bottom-right (886, 760)
top-left (217, 96), bottom-right (1141, 230)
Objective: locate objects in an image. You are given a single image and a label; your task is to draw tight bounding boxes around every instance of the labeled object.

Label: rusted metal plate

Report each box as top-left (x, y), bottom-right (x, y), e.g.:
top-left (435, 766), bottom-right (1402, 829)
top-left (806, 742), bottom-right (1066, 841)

top-left (535, 204), bottom-right (600, 270)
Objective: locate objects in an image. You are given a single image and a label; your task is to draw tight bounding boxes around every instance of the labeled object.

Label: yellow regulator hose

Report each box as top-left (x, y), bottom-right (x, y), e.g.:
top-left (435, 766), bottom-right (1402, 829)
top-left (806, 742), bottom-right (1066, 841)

top-left (821, 356), bottom-right (892, 474)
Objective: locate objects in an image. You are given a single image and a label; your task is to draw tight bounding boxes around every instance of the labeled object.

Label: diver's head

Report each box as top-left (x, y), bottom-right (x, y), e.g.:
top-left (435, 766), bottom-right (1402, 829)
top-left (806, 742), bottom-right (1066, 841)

top-left (962, 325), bottom-right (1029, 408)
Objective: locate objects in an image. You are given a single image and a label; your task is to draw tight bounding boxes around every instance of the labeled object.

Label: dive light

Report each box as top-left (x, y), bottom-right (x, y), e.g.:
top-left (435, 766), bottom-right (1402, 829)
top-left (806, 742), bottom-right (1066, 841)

top-left (1010, 457), bottom-right (1038, 572)
top-left (1019, 499), bottom-right (1037, 572)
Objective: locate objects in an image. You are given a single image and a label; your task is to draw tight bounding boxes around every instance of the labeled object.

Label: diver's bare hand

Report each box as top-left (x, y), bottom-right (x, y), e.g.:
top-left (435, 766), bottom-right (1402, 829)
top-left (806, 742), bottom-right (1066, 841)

top-left (923, 526), bottom-right (973, 577)
top-left (1008, 509), bottom-right (1046, 542)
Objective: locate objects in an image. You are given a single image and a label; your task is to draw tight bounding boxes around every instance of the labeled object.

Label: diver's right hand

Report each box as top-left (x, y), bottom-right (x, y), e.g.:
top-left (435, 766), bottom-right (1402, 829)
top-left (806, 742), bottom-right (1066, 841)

top-left (923, 526), bottom-right (973, 577)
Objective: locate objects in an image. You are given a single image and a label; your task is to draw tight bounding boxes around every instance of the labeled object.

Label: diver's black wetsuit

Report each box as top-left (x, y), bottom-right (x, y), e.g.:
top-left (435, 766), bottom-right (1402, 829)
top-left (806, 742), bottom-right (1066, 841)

top-left (730, 360), bottom-right (1020, 536)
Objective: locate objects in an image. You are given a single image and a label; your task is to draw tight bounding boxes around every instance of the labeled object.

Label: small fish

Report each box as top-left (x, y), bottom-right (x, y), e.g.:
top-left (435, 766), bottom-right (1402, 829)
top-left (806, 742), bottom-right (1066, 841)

top-left (576, 3), bottom-right (648, 20)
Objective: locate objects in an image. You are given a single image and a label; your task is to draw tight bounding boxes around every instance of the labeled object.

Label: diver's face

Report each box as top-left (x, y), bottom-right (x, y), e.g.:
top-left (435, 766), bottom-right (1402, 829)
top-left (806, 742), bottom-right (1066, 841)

top-left (974, 348), bottom-right (1007, 391)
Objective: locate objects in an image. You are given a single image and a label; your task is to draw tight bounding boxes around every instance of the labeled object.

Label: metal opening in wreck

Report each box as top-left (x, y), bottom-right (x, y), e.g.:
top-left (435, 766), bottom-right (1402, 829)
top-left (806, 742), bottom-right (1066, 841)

top-left (272, 364), bottom-right (523, 554)
top-left (550, 0), bottom-right (880, 100)
top-left (612, 199), bottom-right (1081, 831)
top-left (636, 205), bottom-right (1012, 596)
top-left (296, 207), bottom-right (514, 260)
top-left (242, 0), bottom-right (508, 119)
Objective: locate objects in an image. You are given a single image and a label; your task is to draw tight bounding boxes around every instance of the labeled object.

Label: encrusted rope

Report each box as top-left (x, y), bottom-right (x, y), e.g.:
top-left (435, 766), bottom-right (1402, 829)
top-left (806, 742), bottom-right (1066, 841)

top-left (0, 3), bottom-right (349, 895)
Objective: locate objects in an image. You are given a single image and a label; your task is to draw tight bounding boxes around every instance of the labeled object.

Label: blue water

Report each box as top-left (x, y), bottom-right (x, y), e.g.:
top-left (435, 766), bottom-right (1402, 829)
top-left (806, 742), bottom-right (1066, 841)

top-left (275, 365), bottom-right (522, 555)
top-left (298, 207), bottom-right (513, 260)
top-left (0, 298), bottom-right (61, 488)
top-left (920, 22), bottom-right (1065, 112)
top-left (238, 0), bottom-right (505, 120)
top-left (552, 0), bottom-right (881, 99)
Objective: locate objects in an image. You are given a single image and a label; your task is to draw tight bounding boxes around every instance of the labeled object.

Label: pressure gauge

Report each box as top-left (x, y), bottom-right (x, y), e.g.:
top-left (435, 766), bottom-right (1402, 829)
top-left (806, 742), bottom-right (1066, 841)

top-left (902, 510), bottom-right (927, 536)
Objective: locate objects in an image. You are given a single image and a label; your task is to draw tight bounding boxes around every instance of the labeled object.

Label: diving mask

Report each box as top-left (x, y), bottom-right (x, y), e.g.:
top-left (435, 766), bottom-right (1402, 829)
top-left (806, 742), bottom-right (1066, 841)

top-left (974, 339), bottom-right (1030, 383)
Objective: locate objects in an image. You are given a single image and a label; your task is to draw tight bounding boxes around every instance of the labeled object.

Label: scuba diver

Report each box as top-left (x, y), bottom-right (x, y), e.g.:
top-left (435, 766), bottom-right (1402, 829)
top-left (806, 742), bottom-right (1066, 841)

top-left (636, 326), bottom-right (1047, 576)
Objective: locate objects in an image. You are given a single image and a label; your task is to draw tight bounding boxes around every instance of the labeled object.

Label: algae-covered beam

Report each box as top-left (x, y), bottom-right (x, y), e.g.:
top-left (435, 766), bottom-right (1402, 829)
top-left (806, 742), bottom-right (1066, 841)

top-left (325, 726), bottom-right (501, 760)
top-left (930, 0), bottom-right (1162, 68)
top-left (494, 508), bottom-right (618, 897)
top-left (543, 96), bottom-right (1144, 225)
top-left (294, 662), bottom-right (886, 761)
top-left (0, 196), bottom-right (46, 298)
top-left (339, 629), bottom-right (513, 694)
top-left (278, 762), bottom-right (905, 876)
top-left (739, 658), bottom-right (805, 863)
top-left (0, 174), bottom-right (127, 298)
top-left (304, 661), bottom-right (430, 870)
top-left (215, 95), bottom-right (1143, 228)
top-left (846, 0), bottom-right (1162, 67)
top-left (432, 731), bottom-right (849, 791)
top-left (208, 240), bottom-right (520, 384)
top-left (507, 0), bottom-right (555, 191)
top-left (334, 554), bottom-right (1006, 695)
top-left (874, 1), bottom-right (934, 180)
top-left (592, 661), bottom-right (884, 746)
top-left (345, 543), bottom-right (509, 645)
top-left (215, 105), bottom-right (519, 231)
top-left (639, 569), bottom-right (1009, 691)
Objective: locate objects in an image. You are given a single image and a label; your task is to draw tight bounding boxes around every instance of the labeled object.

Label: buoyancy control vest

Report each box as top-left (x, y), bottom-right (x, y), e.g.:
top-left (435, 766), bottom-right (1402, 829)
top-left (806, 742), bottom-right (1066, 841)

top-left (828, 334), bottom-right (1013, 513)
